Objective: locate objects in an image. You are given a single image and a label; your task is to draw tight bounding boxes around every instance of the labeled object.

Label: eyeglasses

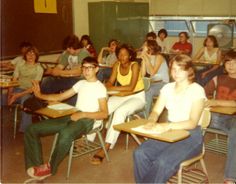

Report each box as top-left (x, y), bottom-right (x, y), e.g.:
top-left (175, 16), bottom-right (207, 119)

top-left (81, 65), bottom-right (96, 71)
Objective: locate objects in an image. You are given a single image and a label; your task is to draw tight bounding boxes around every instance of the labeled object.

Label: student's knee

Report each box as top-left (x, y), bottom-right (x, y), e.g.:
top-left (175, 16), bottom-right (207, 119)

top-left (57, 131), bottom-right (74, 147)
top-left (24, 124), bottom-right (38, 138)
top-left (133, 147), bottom-right (146, 161)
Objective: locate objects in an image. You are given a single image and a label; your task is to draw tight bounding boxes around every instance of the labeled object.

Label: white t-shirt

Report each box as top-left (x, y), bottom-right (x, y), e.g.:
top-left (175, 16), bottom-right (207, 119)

top-left (156, 37), bottom-right (169, 53)
top-left (72, 80), bottom-right (107, 112)
top-left (160, 82), bottom-right (206, 122)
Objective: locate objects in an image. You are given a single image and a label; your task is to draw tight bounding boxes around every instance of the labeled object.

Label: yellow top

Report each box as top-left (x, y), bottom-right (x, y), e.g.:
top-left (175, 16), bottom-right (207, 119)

top-left (117, 62), bottom-right (144, 92)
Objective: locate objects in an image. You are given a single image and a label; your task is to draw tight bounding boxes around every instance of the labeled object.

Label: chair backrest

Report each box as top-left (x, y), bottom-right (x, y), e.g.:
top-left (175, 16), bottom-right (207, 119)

top-left (143, 77), bottom-right (151, 92)
top-left (198, 108), bottom-right (211, 129)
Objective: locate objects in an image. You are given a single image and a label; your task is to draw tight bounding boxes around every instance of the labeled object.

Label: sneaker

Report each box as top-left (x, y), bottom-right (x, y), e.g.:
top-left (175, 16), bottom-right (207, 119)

top-left (27, 163), bottom-right (51, 179)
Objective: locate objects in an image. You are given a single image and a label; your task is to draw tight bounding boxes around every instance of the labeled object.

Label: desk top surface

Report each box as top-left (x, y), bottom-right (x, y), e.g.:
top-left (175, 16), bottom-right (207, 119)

top-left (210, 106), bottom-right (236, 115)
top-left (35, 105), bottom-right (78, 118)
top-left (113, 119), bottom-right (190, 142)
top-left (0, 81), bottom-right (19, 88)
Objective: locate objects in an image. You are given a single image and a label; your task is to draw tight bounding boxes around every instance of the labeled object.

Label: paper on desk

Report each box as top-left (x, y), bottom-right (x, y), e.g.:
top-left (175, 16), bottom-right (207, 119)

top-left (131, 125), bottom-right (166, 135)
top-left (47, 103), bottom-right (75, 110)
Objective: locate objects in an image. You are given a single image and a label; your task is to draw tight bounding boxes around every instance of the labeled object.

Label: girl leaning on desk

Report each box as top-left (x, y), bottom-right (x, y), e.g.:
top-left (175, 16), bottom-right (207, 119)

top-left (133, 54), bottom-right (206, 183)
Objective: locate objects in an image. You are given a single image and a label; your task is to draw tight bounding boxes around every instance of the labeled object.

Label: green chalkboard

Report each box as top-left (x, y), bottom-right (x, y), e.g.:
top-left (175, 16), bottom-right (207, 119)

top-left (88, 2), bottom-right (149, 52)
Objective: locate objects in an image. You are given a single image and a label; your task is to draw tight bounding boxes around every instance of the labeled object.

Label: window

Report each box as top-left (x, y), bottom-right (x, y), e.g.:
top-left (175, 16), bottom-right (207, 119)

top-left (149, 16), bottom-right (236, 37)
top-left (149, 20), bottom-right (189, 36)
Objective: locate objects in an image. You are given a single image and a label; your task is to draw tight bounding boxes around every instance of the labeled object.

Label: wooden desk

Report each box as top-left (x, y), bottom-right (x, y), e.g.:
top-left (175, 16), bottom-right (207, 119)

top-left (113, 119), bottom-right (190, 142)
top-left (35, 104), bottom-right (78, 118)
top-left (210, 106), bottom-right (236, 115)
top-left (0, 81), bottom-right (19, 88)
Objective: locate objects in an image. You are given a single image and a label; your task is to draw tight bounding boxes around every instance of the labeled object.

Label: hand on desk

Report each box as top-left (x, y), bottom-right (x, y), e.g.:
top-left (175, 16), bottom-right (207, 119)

top-left (144, 121), bottom-right (171, 133)
top-left (205, 99), bottom-right (217, 107)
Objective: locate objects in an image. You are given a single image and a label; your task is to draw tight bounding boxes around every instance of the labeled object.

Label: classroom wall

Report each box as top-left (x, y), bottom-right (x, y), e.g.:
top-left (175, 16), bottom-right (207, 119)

top-left (150, 0), bottom-right (236, 16)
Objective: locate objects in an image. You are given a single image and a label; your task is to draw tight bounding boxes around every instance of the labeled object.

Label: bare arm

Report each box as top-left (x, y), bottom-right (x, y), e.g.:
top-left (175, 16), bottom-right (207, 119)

top-left (106, 62), bottom-right (140, 92)
top-left (215, 49), bottom-right (222, 65)
top-left (8, 77), bottom-right (36, 105)
top-left (145, 54), bottom-right (164, 76)
top-left (193, 48), bottom-right (204, 62)
top-left (32, 80), bottom-right (76, 102)
top-left (148, 92), bottom-right (167, 122)
top-left (97, 47), bottom-right (110, 64)
top-left (106, 62), bottom-right (119, 88)
top-left (70, 97), bottom-right (108, 121)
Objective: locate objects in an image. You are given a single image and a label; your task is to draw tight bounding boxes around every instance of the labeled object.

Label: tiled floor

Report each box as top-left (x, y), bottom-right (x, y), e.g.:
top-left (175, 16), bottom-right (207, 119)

top-left (1, 107), bottom-right (227, 183)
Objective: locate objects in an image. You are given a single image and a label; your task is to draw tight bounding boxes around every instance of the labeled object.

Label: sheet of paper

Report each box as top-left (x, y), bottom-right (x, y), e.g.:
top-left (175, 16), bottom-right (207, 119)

top-left (131, 125), bottom-right (166, 135)
top-left (47, 103), bottom-right (75, 110)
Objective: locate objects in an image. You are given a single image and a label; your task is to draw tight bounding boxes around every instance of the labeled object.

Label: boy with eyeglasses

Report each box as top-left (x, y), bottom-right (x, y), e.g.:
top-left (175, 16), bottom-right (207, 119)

top-left (24, 57), bottom-right (108, 180)
top-left (205, 50), bottom-right (236, 184)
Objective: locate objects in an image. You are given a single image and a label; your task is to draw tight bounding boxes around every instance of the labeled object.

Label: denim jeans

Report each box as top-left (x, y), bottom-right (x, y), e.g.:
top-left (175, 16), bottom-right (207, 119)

top-left (12, 88), bottom-right (33, 132)
top-left (97, 68), bottom-right (112, 82)
top-left (133, 126), bottom-right (202, 183)
top-left (24, 116), bottom-right (94, 175)
top-left (196, 65), bottom-right (224, 86)
top-left (210, 113), bottom-right (236, 181)
top-left (145, 82), bottom-right (166, 116)
top-left (40, 76), bottom-right (81, 105)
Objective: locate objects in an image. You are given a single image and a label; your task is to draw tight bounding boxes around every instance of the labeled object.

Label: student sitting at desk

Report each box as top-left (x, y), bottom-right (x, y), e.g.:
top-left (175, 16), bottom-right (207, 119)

top-left (193, 35), bottom-right (223, 86)
top-left (40, 35), bottom-right (90, 104)
top-left (204, 50), bottom-right (236, 184)
top-left (8, 46), bottom-right (44, 132)
top-left (80, 34), bottom-right (97, 58)
top-left (133, 54), bottom-right (206, 183)
top-left (137, 31), bottom-right (157, 56)
top-left (24, 57), bottom-right (108, 180)
top-left (91, 44), bottom-right (145, 165)
top-left (170, 32), bottom-right (192, 56)
top-left (140, 40), bottom-right (169, 115)
top-left (0, 41), bottom-right (32, 71)
top-left (156, 28), bottom-right (169, 54)
top-left (97, 39), bottom-right (119, 82)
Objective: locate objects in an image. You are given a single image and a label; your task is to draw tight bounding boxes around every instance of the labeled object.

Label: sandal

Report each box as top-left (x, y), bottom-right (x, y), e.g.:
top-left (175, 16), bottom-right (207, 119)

top-left (90, 154), bottom-right (104, 165)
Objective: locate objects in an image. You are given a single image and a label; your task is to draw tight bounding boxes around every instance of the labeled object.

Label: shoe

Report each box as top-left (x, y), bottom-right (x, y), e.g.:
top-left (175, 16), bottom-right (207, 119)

top-left (27, 163), bottom-right (51, 180)
top-left (90, 154), bottom-right (104, 165)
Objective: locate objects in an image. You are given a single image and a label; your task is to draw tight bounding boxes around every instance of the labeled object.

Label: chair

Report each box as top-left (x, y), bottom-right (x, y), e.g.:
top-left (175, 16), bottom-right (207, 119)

top-left (168, 108), bottom-right (211, 184)
top-left (125, 77), bottom-right (151, 149)
top-left (12, 104), bottom-right (22, 139)
top-left (204, 88), bottom-right (228, 155)
top-left (49, 121), bottom-right (109, 179)
top-left (205, 128), bottom-right (228, 155)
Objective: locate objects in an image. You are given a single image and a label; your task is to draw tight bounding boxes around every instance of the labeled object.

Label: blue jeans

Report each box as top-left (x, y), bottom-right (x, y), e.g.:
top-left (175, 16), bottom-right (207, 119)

top-left (40, 76), bottom-right (80, 105)
top-left (196, 65), bottom-right (224, 86)
top-left (145, 82), bottom-right (166, 116)
top-left (13, 88), bottom-right (33, 132)
top-left (97, 68), bottom-right (112, 82)
top-left (210, 113), bottom-right (236, 181)
top-left (133, 127), bottom-right (202, 183)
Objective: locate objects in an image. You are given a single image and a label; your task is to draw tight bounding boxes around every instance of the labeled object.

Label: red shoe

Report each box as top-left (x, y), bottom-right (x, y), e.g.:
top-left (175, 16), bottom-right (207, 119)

top-left (27, 163), bottom-right (51, 179)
